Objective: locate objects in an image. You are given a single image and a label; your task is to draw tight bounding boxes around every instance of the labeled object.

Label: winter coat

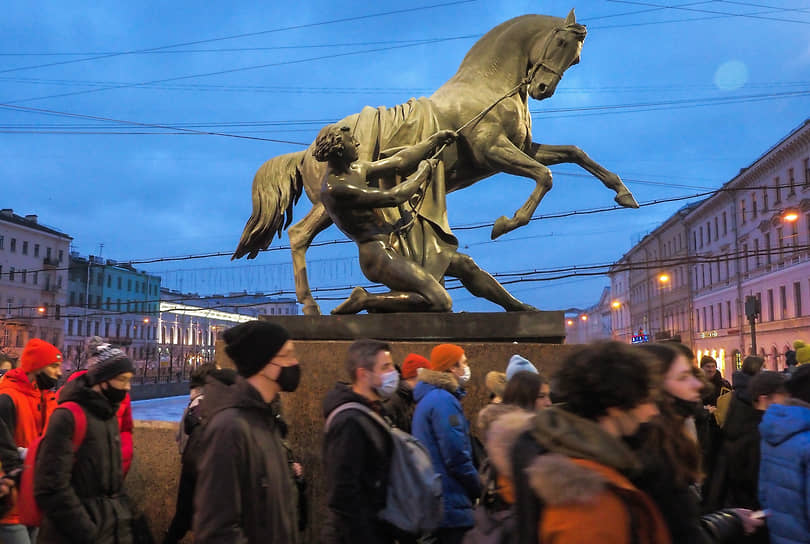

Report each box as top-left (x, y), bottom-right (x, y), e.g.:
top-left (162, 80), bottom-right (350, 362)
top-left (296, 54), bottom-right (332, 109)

top-left (383, 381), bottom-right (415, 433)
top-left (703, 374), bottom-right (731, 406)
top-left (706, 390), bottom-right (763, 510)
top-left (66, 369), bottom-right (133, 477)
top-left (0, 367), bottom-right (58, 525)
top-left (759, 399), bottom-right (810, 544)
top-left (321, 382), bottom-right (395, 544)
top-left (486, 407), bottom-right (670, 544)
top-left (412, 369), bottom-right (481, 529)
top-left (192, 375), bottom-right (298, 544)
top-left (34, 374), bottom-right (133, 544)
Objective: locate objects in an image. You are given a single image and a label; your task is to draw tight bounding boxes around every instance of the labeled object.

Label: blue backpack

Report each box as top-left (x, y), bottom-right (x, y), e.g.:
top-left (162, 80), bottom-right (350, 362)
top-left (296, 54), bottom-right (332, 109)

top-left (325, 402), bottom-right (443, 533)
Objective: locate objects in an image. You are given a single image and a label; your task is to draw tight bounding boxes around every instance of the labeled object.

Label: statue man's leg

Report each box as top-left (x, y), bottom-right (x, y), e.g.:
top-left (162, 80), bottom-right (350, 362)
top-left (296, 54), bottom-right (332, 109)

top-left (445, 252), bottom-right (537, 311)
top-left (332, 242), bottom-right (452, 314)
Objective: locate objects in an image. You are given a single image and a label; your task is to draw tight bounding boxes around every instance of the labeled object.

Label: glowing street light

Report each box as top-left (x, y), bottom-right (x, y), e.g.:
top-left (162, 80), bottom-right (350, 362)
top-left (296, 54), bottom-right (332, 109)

top-left (143, 317), bottom-right (150, 324)
top-left (658, 273), bottom-right (670, 284)
top-left (611, 300), bottom-right (621, 309)
top-left (36, 306), bottom-right (46, 314)
top-left (566, 319), bottom-right (574, 326)
top-left (783, 211), bottom-right (799, 222)
top-left (580, 314), bottom-right (588, 321)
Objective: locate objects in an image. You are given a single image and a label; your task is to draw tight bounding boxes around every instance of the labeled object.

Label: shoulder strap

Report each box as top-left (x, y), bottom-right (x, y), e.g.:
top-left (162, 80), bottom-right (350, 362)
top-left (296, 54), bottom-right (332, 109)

top-left (59, 402), bottom-right (87, 451)
top-left (325, 402), bottom-right (390, 433)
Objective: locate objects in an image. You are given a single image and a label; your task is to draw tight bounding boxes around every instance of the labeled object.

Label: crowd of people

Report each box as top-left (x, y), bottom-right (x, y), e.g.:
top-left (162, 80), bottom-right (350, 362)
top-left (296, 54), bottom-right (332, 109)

top-left (0, 326), bottom-right (809, 544)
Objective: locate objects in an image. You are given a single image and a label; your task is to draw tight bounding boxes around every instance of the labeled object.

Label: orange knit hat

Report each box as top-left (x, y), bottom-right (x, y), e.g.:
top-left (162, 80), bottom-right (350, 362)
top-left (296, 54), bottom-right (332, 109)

top-left (401, 353), bottom-right (430, 380)
top-left (430, 344), bottom-right (465, 372)
top-left (20, 338), bottom-right (62, 373)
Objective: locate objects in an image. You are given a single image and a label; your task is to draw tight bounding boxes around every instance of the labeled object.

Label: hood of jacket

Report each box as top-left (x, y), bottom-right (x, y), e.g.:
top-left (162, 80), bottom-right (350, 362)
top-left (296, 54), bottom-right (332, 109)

top-left (58, 373), bottom-right (117, 420)
top-left (476, 402), bottom-right (524, 437)
top-left (760, 399), bottom-right (810, 446)
top-left (413, 368), bottom-right (461, 402)
top-left (322, 381), bottom-right (380, 418)
top-left (723, 391), bottom-right (761, 441)
top-left (0, 367), bottom-right (39, 398)
top-left (200, 374), bottom-right (275, 423)
top-left (526, 453), bottom-right (634, 506)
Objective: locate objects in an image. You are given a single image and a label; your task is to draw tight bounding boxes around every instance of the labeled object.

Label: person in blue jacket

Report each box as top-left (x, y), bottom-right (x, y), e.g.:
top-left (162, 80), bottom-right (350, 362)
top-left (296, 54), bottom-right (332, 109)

top-left (411, 343), bottom-right (481, 544)
top-left (759, 363), bottom-right (810, 544)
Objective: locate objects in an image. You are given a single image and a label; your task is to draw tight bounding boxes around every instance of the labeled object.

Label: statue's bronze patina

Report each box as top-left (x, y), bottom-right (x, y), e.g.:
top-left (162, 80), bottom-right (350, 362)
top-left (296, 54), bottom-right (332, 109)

top-left (233, 10), bottom-right (638, 315)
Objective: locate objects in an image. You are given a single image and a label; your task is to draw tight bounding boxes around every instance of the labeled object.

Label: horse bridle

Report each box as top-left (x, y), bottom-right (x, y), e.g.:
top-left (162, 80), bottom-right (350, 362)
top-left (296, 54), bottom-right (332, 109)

top-left (525, 25), bottom-right (581, 85)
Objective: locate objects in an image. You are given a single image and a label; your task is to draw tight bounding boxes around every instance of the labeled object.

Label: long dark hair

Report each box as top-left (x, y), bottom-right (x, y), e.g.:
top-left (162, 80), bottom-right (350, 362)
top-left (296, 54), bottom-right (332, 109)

top-left (637, 343), bottom-right (702, 487)
top-left (502, 371), bottom-right (545, 410)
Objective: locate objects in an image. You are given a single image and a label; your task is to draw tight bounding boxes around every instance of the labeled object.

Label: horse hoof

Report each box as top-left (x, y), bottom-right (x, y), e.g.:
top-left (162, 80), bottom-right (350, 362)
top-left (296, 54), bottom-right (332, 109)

top-left (615, 192), bottom-right (639, 209)
top-left (491, 216), bottom-right (511, 239)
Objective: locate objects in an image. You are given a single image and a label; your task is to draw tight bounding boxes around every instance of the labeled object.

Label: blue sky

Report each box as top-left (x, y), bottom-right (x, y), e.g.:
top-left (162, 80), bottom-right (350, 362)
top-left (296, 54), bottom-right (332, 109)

top-left (2, 0), bottom-right (809, 313)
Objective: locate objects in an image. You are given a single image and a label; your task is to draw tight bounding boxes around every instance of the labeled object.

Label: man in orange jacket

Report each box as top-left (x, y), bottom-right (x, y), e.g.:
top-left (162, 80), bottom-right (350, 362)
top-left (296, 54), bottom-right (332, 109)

top-left (0, 338), bottom-right (62, 544)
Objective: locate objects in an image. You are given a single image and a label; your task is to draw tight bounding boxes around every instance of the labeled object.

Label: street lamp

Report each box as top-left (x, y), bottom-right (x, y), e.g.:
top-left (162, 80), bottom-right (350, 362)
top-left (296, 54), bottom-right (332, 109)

top-left (580, 314), bottom-right (588, 321)
top-left (657, 273), bottom-right (670, 284)
top-left (611, 300), bottom-right (621, 309)
top-left (782, 210), bottom-right (799, 223)
top-left (566, 319), bottom-right (574, 326)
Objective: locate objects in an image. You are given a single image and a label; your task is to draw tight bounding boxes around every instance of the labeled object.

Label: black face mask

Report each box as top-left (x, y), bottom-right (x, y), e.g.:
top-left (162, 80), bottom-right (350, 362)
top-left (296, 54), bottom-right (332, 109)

top-left (101, 384), bottom-right (128, 405)
top-left (274, 364), bottom-right (301, 393)
top-left (36, 373), bottom-right (58, 391)
top-left (668, 393), bottom-right (702, 418)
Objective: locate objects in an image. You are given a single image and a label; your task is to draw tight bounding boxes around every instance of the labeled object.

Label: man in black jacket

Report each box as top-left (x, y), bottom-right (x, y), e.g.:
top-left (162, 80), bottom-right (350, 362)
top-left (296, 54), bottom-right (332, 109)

top-left (322, 339), bottom-right (400, 544)
top-left (193, 321), bottom-right (301, 544)
top-left (34, 346), bottom-right (136, 544)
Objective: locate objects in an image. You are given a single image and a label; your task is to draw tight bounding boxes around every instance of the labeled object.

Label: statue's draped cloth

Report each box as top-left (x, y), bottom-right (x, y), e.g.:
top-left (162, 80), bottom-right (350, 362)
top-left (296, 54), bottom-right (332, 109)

top-left (304, 98), bottom-right (458, 281)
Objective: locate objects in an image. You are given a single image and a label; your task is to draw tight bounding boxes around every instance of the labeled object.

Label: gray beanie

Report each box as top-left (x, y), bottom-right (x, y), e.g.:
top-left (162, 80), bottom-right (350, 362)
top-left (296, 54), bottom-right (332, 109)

top-left (506, 354), bottom-right (538, 381)
top-left (86, 346), bottom-right (135, 385)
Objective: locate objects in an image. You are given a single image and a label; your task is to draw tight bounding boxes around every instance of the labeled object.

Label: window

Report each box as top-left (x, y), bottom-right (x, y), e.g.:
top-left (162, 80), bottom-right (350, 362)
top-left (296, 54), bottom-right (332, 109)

top-left (795, 282), bottom-right (803, 317)
top-left (33, 244), bottom-right (39, 257)
top-left (754, 238), bottom-right (760, 267)
top-left (58, 250), bottom-right (63, 263)
top-left (693, 231), bottom-right (698, 250)
top-left (106, 297), bottom-right (111, 309)
top-left (9, 268), bottom-right (14, 281)
top-left (763, 189), bottom-right (769, 213)
top-left (764, 232), bottom-right (772, 264)
top-left (717, 303), bottom-right (724, 329)
top-left (10, 238), bottom-right (16, 253)
top-left (696, 310), bottom-right (701, 331)
top-left (752, 193), bottom-right (758, 218)
top-left (775, 177), bottom-right (781, 203)
top-left (742, 243), bottom-right (749, 274)
top-left (805, 158), bottom-right (810, 186)
top-left (699, 227), bottom-right (704, 248)
top-left (706, 221), bottom-right (711, 245)
top-left (791, 222), bottom-right (799, 248)
top-left (94, 321), bottom-right (100, 336)
top-left (97, 273), bottom-right (103, 287)
top-left (127, 279), bottom-right (132, 292)
top-left (21, 270), bottom-right (26, 284)
top-left (703, 307), bottom-right (708, 331)
top-left (767, 289), bottom-right (774, 321)
top-left (722, 211), bottom-right (728, 235)
top-left (117, 277), bottom-right (122, 289)
top-left (727, 300), bottom-right (733, 327)
top-left (780, 285), bottom-right (787, 319)
top-left (777, 228), bottom-right (784, 259)
top-left (107, 276), bottom-right (111, 288)
top-left (70, 292), bottom-right (75, 306)
top-left (740, 200), bottom-right (747, 224)
top-left (32, 271), bottom-right (38, 285)
top-left (67, 319), bottom-right (73, 336)
top-left (710, 305), bottom-right (715, 330)
top-left (22, 241), bottom-right (28, 255)
top-left (0, 236), bottom-right (3, 250)
top-left (714, 217), bottom-right (719, 241)
top-left (789, 168), bottom-right (796, 195)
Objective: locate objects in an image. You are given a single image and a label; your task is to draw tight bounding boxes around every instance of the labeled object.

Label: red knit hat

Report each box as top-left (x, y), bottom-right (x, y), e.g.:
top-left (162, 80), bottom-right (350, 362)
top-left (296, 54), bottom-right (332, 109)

top-left (430, 344), bottom-right (465, 372)
top-left (20, 339), bottom-right (62, 373)
top-left (401, 353), bottom-right (430, 380)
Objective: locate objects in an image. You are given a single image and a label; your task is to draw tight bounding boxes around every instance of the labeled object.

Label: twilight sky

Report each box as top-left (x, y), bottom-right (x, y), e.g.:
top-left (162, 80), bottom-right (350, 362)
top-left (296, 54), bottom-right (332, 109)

top-left (2, 0), bottom-right (809, 313)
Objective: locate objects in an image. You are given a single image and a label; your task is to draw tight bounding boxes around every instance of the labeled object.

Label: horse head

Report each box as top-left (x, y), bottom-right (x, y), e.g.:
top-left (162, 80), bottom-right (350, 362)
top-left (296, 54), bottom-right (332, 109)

top-left (526, 9), bottom-right (587, 100)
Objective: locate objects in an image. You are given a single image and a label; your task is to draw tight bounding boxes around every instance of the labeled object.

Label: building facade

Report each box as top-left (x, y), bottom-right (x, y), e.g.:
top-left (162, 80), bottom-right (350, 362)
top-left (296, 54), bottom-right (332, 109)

top-left (0, 210), bottom-right (71, 360)
top-left (565, 287), bottom-right (613, 344)
top-left (608, 119), bottom-right (810, 376)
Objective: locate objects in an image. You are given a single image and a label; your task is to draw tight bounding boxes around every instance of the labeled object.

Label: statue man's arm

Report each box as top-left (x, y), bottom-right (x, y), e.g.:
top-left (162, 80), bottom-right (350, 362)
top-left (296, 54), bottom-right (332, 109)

top-left (325, 161), bottom-right (433, 209)
top-left (365, 130), bottom-right (456, 179)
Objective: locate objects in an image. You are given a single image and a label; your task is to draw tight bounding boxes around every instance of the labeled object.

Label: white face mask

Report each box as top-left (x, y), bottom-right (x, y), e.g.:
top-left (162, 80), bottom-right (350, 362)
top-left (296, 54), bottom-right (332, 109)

top-left (458, 364), bottom-right (471, 386)
top-left (374, 370), bottom-right (400, 398)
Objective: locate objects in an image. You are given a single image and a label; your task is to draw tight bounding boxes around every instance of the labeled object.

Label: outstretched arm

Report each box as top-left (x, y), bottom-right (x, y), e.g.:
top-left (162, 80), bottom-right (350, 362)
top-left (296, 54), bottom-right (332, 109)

top-left (325, 159), bottom-right (434, 209)
top-left (366, 129), bottom-right (456, 178)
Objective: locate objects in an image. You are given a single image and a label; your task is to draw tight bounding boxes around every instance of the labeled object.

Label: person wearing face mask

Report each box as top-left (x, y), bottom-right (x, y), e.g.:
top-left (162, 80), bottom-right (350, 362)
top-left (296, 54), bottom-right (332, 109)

top-left (322, 338), bottom-right (403, 544)
top-left (411, 343), bottom-right (480, 544)
top-left (0, 338), bottom-right (61, 544)
top-left (632, 343), bottom-right (760, 544)
top-left (192, 320), bottom-right (300, 544)
top-left (33, 345), bottom-right (135, 544)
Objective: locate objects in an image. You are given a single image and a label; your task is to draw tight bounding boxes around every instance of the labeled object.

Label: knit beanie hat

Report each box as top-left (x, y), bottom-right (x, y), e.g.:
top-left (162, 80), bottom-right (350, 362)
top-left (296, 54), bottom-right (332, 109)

top-left (506, 354), bottom-right (538, 381)
top-left (20, 338), bottom-right (62, 373)
top-left (223, 321), bottom-right (290, 377)
top-left (485, 371), bottom-right (507, 398)
top-left (86, 336), bottom-right (112, 367)
top-left (86, 346), bottom-right (135, 385)
top-left (430, 344), bottom-right (465, 372)
top-left (794, 340), bottom-right (810, 365)
top-left (401, 353), bottom-right (430, 380)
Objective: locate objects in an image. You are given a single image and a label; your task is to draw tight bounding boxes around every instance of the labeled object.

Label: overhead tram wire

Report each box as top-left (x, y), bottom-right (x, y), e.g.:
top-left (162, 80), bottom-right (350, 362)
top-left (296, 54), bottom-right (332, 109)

top-left (0, 0), bottom-right (477, 75)
top-left (606, 0), bottom-right (810, 25)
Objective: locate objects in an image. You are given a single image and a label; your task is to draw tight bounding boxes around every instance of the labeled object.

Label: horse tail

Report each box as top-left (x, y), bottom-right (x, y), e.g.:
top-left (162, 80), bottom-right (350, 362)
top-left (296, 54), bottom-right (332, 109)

top-left (232, 150), bottom-right (306, 260)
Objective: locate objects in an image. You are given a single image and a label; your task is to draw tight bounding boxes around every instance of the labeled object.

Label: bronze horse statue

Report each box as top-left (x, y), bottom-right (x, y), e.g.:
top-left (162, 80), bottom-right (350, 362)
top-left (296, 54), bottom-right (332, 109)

top-left (233, 10), bottom-right (638, 315)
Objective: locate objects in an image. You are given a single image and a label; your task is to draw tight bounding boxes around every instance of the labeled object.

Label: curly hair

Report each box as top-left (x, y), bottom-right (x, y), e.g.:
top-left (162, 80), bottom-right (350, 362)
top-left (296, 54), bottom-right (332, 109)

top-left (554, 341), bottom-right (658, 420)
top-left (312, 124), bottom-right (347, 162)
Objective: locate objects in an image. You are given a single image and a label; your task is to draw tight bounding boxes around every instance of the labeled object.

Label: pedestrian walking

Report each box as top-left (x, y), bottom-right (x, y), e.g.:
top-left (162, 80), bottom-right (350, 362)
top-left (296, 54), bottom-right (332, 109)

top-left (384, 353), bottom-right (429, 433)
top-left (193, 321), bottom-right (300, 544)
top-left (502, 370), bottom-right (551, 411)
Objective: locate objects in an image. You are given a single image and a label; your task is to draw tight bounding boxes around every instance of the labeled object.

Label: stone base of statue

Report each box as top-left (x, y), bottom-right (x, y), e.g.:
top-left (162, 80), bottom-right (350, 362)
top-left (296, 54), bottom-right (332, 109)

top-left (256, 310), bottom-right (564, 343)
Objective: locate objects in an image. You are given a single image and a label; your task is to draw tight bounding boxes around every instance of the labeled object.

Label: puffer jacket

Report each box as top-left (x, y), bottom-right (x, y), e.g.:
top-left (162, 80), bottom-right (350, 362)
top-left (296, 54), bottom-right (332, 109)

top-left (0, 367), bottom-right (58, 525)
top-left (486, 407), bottom-right (670, 544)
top-left (759, 399), bottom-right (810, 544)
top-left (193, 375), bottom-right (298, 544)
top-left (66, 369), bottom-right (133, 477)
top-left (412, 369), bottom-right (481, 528)
top-left (34, 374), bottom-right (133, 544)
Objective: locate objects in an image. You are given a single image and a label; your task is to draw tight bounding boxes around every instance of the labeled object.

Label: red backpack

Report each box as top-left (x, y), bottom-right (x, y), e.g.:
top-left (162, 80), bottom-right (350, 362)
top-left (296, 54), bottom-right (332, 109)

top-left (18, 402), bottom-right (87, 527)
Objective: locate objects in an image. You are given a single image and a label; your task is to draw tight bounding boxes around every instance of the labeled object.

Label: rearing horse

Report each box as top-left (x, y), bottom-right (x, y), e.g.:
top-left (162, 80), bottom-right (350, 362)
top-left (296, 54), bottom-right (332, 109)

top-left (233, 10), bottom-right (638, 315)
